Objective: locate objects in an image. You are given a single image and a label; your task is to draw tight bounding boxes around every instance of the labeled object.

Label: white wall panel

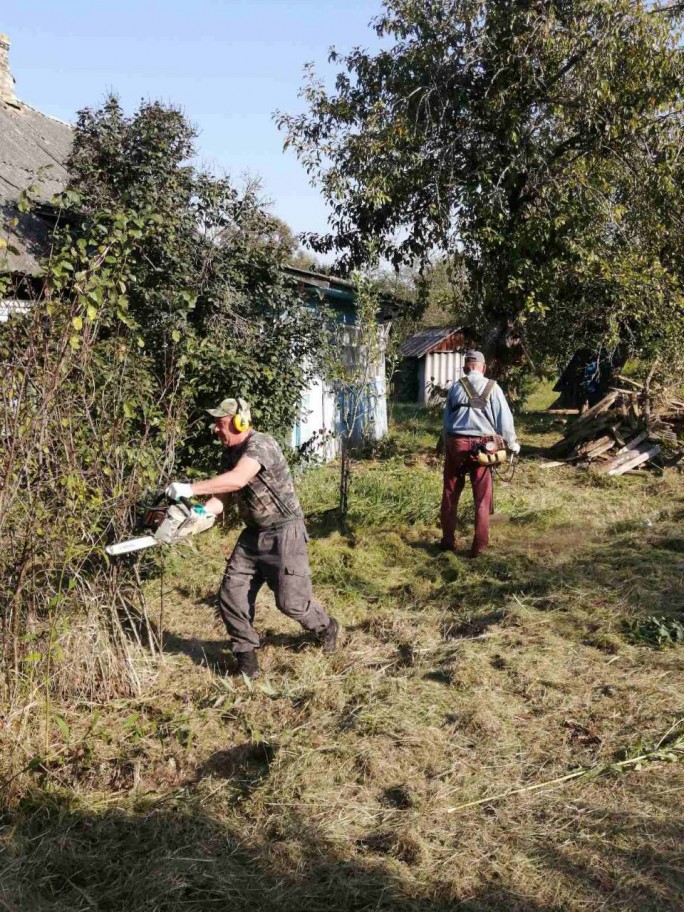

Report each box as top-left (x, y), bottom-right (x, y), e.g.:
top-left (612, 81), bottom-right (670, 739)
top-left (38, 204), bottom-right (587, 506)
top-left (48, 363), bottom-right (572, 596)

top-left (422, 350), bottom-right (464, 403)
top-left (292, 324), bottom-right (390, 460)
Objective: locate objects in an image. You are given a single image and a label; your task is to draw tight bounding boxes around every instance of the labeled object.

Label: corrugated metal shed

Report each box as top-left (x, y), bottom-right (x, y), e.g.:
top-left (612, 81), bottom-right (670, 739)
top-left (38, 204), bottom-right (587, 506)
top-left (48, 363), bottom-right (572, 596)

top-left (400, 326), bottom-right (465, 358)
top-left (397, 326), bottom-right (469, 404)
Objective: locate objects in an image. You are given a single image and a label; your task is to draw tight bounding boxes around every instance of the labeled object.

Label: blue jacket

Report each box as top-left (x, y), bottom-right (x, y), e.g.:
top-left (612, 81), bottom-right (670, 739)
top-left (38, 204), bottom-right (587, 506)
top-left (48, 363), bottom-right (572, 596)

top-left (443, 371), bottom-right (517, 445)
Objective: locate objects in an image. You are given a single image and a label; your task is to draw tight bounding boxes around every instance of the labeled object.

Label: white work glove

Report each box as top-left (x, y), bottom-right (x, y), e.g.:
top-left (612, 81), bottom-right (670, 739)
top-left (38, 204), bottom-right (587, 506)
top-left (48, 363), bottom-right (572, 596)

top-left (508, 441), bottom-right (521, 455)
top-left (165, 481), bottom-right (193, 502)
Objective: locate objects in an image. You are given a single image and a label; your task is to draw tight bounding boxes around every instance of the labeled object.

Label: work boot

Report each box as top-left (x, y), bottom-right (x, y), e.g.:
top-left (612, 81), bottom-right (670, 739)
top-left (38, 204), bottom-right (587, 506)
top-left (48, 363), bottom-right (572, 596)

top-left (235, 649), bottom-right (260, 679)
top-left (439, 539), bottom-right (457, 552)
top-left (320, 617), bottom-right (340, 654)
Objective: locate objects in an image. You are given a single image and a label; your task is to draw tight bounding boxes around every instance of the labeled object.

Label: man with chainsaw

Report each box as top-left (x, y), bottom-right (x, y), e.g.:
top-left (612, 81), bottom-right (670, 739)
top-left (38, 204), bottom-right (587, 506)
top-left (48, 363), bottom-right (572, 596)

top-left (441, 351), bottom-right (520, 558)
top-left (165, 397), bottom-right (339, 679)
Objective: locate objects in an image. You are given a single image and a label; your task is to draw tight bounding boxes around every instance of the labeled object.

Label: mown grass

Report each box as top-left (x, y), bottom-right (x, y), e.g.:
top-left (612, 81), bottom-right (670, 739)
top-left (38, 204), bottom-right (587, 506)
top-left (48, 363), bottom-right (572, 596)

top-left (1, 398), bottom-right (683, 911)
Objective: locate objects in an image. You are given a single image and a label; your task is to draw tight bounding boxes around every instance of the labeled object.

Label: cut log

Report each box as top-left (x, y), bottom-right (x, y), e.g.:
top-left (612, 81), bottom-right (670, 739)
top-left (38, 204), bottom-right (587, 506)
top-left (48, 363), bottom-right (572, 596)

top-left (607, 445), bottom-right (661, 476)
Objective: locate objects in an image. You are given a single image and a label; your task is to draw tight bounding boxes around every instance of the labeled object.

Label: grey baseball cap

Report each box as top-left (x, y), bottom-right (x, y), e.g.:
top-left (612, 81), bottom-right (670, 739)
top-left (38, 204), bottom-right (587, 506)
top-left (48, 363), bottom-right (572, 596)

top-left (465, 349), bottom-right (486, 363)
top-left (206, 397), bottom-right (250, 419)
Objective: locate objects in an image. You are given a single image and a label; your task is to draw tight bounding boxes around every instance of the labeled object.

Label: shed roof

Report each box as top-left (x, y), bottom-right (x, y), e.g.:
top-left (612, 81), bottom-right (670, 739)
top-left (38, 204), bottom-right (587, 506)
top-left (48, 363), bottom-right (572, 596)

top-left (284, 265), bottom-right (398, 322)
top-left (400, 326), bottom-right (464, 358)
top-left (0, 99), bottom-right (72, 275)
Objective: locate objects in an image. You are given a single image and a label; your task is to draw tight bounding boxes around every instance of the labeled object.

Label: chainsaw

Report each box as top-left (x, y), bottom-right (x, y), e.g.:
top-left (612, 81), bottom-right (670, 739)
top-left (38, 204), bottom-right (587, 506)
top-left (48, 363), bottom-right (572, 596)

top-left (105, 494), bottom-right (216, 557)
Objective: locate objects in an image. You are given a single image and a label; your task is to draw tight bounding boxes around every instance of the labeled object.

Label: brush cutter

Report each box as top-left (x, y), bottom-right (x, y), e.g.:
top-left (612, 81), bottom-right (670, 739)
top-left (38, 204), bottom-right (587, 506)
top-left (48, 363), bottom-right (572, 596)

top-left (105, 494), bottom-right (215, 557)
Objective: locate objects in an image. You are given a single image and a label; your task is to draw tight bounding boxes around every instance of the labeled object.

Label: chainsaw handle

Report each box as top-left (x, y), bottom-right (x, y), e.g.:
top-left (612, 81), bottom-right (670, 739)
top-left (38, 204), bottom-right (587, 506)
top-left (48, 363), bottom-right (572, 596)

top-left (179, 496), bottom-right (194, 511)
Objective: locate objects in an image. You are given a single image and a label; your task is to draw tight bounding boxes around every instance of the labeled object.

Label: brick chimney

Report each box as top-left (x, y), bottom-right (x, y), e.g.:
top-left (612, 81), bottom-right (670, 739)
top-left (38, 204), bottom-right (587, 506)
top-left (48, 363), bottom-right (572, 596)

top-left (0, 34), bottom-right (19, 107)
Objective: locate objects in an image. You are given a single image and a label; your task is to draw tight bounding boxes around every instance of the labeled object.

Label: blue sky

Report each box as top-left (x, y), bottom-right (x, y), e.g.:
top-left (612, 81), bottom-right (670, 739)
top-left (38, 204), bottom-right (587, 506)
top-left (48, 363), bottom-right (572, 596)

top-left (4, 0), bottom-right (383, 241)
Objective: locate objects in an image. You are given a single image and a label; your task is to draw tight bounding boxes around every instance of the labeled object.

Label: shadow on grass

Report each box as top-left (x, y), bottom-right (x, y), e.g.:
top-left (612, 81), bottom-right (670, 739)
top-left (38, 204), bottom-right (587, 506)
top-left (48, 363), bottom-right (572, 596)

top-left (429, 522), bottom-right (684, 630)
top-left (196, 741), bottom-right (277, 783)
top-left (535, 798), bottom-right (684, 911)
top-left (158, 630), bottom-right (235, 675)
top-left (1, 788), bottom-right (680, 911)
top-left (518, 411), bottom-right (567, 436)
top-left (154, 624), bottom-right (319, 676)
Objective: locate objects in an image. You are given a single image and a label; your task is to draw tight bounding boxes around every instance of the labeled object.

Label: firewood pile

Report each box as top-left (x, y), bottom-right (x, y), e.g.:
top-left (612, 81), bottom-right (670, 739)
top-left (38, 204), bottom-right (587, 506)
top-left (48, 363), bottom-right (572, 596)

top-left (542, 373), bottom-right (684, 475)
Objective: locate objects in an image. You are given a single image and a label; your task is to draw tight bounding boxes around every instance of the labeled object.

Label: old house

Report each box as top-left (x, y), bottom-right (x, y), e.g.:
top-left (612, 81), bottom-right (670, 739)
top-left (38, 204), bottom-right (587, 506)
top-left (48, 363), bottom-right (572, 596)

top-left (0, 34), bottom-right (389, 456)
top-left (0, 33), bottom-right (72, 312)
top-left (397, 326), bottom-right (468, 404)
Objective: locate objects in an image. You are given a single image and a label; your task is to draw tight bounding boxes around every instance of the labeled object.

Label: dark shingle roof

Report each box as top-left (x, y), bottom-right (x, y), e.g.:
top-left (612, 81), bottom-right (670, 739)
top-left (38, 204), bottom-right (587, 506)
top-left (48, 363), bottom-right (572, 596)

top-left (0, 100), bottom-right (72, 275)
top-left (400, 326), bottom-right (463, 359)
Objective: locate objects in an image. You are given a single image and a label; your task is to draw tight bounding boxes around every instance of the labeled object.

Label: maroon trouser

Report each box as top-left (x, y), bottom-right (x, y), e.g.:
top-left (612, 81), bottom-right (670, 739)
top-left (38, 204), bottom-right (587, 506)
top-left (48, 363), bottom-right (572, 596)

top-left (440, 435), bottom-right (494, 554)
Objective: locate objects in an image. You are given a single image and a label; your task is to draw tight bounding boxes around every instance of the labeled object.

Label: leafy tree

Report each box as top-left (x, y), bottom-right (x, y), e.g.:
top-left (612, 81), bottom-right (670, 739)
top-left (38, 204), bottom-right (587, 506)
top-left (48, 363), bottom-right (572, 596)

top-left (279, 1), bottom-right (684, 373)
top-left (68, 96), bottom-right (327, 467)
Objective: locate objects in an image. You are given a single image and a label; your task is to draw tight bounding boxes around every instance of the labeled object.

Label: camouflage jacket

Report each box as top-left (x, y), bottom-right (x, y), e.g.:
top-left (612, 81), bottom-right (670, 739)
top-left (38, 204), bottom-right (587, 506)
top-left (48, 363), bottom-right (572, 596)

top-left (221, 432), bottom-right (304, 530)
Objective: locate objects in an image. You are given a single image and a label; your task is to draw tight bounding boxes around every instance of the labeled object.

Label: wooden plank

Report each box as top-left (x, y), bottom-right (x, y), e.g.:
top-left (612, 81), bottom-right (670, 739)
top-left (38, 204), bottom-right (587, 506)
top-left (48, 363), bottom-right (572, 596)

top-left (616, 374), bottom-right (644, 390)
top-left (580, 434), bottom-right (613, 455)
top-left (580, 434), bottom-right (613, 453)
top-left (574, 391), bottom-right (619, 424)
top-left (539, 460), bottom-right (569, 469)
top-left (552, 415), bottom-right (614, 446)
top-left (607, 445), bottom-right (661, 476)
top-left (614, 430), bottom-right (649, 456)
top-left (585, 438), bottom-right (617, 460)
top-left (598, 436), bottom-right (653, 474)
top-left (609, 387), bottom-right (645, 396)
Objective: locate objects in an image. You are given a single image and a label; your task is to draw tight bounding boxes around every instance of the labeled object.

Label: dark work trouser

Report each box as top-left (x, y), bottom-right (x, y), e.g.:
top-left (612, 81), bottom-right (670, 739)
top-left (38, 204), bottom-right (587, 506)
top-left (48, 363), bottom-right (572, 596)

top-left (217, 519), bottom-right (331, 653)
top-left (440, 434), bottom-right (494, 554)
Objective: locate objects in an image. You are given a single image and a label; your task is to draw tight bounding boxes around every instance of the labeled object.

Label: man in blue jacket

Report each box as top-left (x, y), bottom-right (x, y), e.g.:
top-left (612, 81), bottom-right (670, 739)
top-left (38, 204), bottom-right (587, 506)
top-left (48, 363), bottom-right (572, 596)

top-left (441, 351), bottom-right (520, 557)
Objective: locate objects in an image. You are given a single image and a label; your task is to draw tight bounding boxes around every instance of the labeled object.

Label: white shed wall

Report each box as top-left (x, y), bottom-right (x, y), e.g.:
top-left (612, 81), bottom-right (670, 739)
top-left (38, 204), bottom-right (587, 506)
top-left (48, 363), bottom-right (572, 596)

top-left (420, 350), bottom-right (464, 404)
top-left (291, 324), bottom-right (389, 461)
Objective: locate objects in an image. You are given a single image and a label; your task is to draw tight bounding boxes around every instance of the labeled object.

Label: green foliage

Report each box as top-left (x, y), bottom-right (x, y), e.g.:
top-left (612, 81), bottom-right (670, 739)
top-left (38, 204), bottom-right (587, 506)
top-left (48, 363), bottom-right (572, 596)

top-left (66, 96), bottom-right (327, 466)
top-left (0, 199), bottom-right (170, 697)
top-left (626, 614), bottom-right (684, 648)
top-left (279, 1), bottom-right (684, 371)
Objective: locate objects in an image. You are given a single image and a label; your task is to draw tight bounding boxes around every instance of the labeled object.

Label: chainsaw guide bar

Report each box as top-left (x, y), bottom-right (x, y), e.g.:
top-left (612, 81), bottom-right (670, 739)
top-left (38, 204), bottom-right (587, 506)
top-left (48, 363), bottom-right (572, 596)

top-left (105, 497), bottom-right (215, 558)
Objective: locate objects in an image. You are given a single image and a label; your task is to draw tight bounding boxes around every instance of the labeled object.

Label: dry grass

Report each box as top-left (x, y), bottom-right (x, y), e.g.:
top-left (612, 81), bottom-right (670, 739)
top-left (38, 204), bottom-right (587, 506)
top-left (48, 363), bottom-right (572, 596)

top-left (1, 401), bottom-right (683, 911)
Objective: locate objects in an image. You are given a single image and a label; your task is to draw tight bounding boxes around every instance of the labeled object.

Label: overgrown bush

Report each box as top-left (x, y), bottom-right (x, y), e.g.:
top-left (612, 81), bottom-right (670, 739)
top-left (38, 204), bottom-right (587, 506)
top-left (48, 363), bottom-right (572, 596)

top-left (0, 97), bottom-right (328, 718)
top-left (1, 206), bottom-right (170, 706)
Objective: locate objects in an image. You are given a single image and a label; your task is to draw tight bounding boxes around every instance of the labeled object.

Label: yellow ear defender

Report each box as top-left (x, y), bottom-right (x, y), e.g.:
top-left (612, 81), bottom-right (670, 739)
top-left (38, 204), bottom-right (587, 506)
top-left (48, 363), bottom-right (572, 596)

top-left (232, 397), bottom-right (251, 433)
